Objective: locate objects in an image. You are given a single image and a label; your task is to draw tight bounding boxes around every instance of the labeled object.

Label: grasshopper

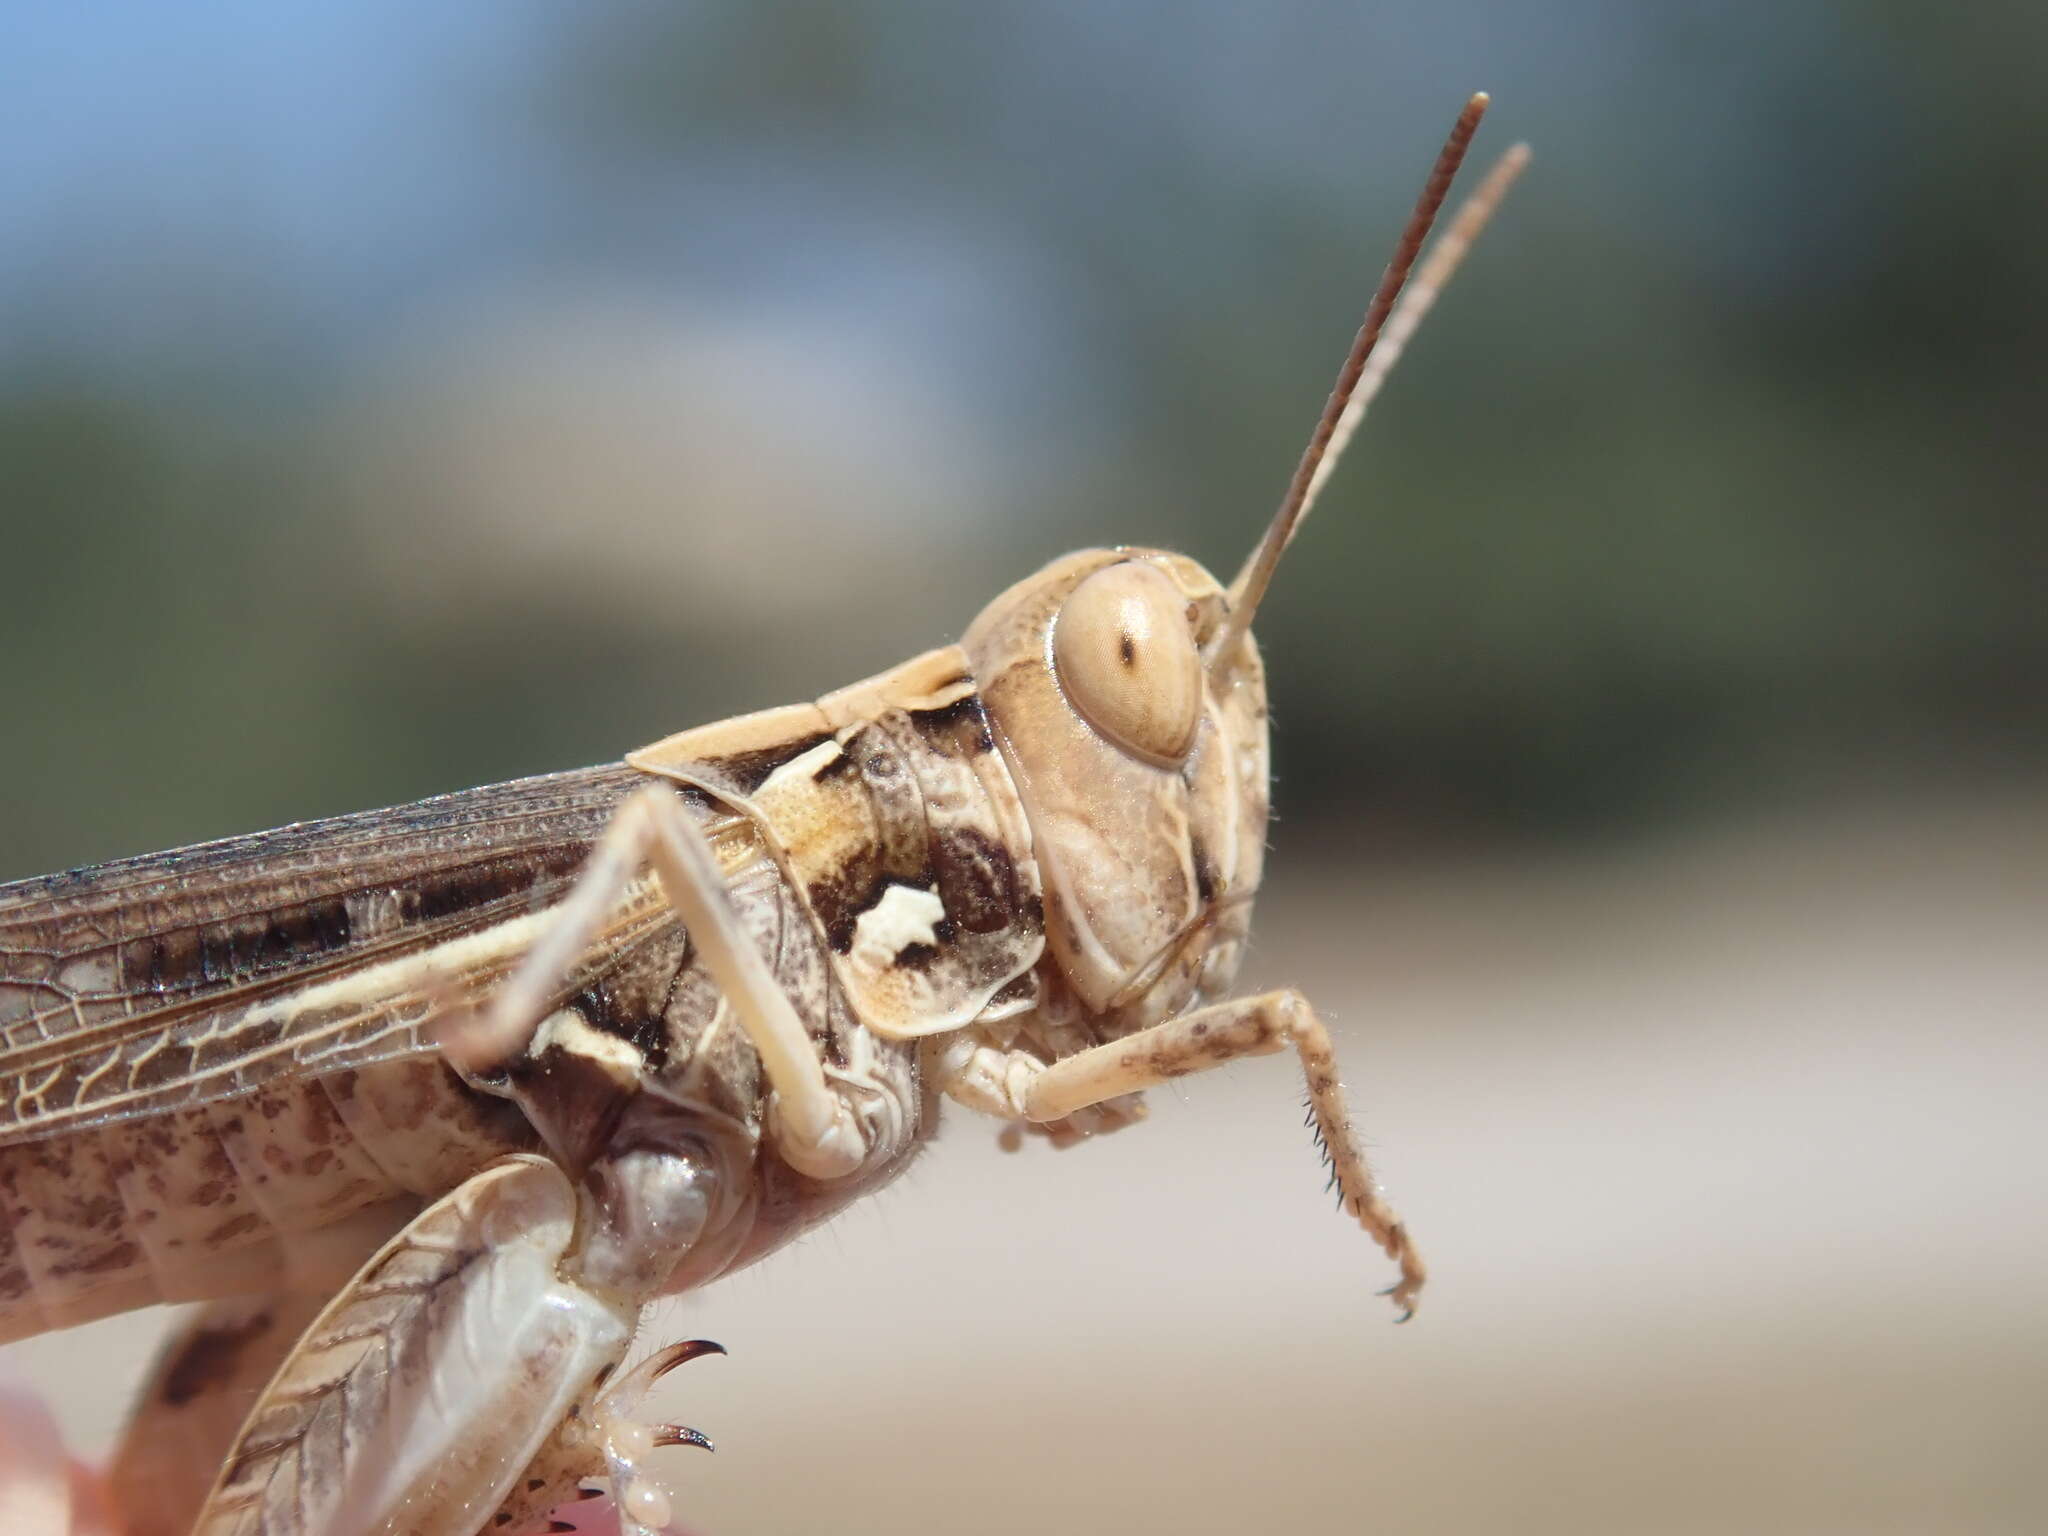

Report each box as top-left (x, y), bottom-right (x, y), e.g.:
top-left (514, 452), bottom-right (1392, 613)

top-left (0, 96), bottom-right (1524, 1536)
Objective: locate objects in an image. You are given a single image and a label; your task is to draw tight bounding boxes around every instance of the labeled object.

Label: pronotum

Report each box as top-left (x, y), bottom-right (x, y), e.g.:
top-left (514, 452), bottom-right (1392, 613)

top-left (0, 94), bottom-right (1525, 1536)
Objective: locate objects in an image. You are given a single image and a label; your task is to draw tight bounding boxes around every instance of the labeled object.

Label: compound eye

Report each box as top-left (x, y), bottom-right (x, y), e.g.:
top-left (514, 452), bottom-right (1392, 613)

top-left (1053, 561), bottom-right (1203, 767)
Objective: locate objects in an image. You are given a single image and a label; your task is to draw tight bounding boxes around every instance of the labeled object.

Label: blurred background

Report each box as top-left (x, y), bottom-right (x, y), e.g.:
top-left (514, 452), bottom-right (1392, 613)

top-left (2, 3), bottom-right (2043, 1533)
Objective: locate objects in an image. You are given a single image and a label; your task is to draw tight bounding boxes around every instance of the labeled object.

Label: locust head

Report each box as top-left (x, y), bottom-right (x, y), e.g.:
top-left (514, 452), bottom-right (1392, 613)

top-left (964, 123), bottom-right (1530, 1039)
top-left (962, 547), bottom-right (1269, 1031)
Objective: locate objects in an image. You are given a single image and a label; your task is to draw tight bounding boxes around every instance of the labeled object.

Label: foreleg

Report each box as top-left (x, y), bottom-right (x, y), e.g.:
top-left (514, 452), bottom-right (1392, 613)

top-left (939, 989), bottom-right (1424, 1317)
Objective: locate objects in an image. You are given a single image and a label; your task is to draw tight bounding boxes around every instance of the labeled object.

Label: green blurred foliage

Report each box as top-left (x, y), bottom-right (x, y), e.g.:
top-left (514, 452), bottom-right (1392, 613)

top-left (2, 2), bottom-right (2043, 880)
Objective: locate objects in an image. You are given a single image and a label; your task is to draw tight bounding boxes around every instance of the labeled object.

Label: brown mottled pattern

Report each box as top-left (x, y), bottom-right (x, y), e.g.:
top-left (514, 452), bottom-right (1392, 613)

top-left (751, 686), bottom-right (1044, 1039)
top-left (0, 702), bottom-right (979, 1349)
top-left (0, 1055), bottom-right (536, 1344)
top-left (885, 691), bottom-right (1043, 950)
top-left (324, 1056), bottom-right (537, 1198)
top-left (207, 1081), bottom-right (402, 1234)
top-left (795, 719), bottom-right (934, 954)
top-left (0, 765), bottom-right (653, 1139)
top-left (0, 764), bottom-right (680, 1342)
top-left (0, 762), bottom-right (929, 1345)
top-left (113, 1104), bottom-right (289, 1304)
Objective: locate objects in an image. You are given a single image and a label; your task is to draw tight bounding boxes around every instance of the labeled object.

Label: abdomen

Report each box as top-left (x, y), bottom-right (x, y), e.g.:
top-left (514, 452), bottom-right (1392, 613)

top-left (0, 1055), bottom-right (533, 1343)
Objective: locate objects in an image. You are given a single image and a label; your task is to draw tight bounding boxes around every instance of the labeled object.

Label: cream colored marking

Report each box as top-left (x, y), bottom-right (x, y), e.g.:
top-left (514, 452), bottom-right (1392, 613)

top-left (848, 883), bottom-right (946, 974)
top-left (121, 1029), bottom-right (171, 1077)
top-left (530, 1007), bottom-right (645, 1092)
top-left (68, 1046), bottom-right (119, 1105)
top-left (755, 736), bottom-right (844, 796)
top-left (15, 1062), bottom-right (63, 1118)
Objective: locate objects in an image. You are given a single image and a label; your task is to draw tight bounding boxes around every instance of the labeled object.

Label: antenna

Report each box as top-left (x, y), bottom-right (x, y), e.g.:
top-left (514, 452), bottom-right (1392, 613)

top-left (1305, 140), bottom-right (1531, 510)
top-left (1210, 92), bottom-right (1522, 670)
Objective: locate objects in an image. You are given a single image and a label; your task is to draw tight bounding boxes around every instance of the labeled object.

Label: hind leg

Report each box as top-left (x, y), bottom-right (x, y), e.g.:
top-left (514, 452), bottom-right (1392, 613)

top-left (188, 1149), bottom-right (717, 1536)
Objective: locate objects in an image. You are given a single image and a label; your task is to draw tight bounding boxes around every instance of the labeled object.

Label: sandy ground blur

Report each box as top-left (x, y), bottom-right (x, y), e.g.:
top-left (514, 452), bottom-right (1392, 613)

top-left (6, 789), bottom-right (2044, 1535)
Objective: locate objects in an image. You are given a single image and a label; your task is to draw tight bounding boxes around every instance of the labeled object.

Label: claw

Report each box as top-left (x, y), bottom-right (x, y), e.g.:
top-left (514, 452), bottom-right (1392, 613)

top-left (645, 1338), bottom-right (725, 1380)
top-left (1377, 1281), bottom-right (1420, 1324)
top-left (592, 1337), bottom-right (727, 1536)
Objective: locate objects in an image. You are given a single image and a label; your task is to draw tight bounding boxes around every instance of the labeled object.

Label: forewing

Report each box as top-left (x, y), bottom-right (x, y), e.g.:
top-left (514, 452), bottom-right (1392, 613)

top-left (0, 764), bottom-right (692, 1145)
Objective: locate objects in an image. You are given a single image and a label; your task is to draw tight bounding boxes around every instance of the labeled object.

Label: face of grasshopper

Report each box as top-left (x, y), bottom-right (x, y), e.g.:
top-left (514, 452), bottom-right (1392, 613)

top-left (963, 546), bottom-right (1269, 1031)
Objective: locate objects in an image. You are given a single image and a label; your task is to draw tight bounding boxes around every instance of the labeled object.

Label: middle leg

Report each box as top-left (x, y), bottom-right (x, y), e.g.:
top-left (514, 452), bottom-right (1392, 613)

top-left (438, 783), bottom-right (867, 1179)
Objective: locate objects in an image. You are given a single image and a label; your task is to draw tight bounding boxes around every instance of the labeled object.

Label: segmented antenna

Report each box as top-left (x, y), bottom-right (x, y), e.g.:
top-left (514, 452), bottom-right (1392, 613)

top-left (1211, 91), bottom-right (1519, 669)
top-left (1304, 140), bottom-right (1531, 510)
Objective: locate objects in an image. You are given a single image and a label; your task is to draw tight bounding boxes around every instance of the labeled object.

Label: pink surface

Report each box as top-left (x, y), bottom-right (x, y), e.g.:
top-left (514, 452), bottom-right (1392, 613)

top-left (0, 1387), bottom-right (120, 1536)
top-left (0, 1384), bottom-right (693, 1536)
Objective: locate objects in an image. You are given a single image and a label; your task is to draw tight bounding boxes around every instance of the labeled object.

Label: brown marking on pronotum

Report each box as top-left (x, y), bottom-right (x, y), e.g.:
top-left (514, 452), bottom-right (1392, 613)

top-left (806, 867), bottom-right (872, 955)
top-left (928, 826), bottom-right (1022, 936)
top-left (906, 693), bottom-right (995, 753)
top-left (810, 748), bottom-right (860, 783)
top-left (807, 863), bottom-right (936, 956)
top-left (709, 731), bottom-right (835, 794)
